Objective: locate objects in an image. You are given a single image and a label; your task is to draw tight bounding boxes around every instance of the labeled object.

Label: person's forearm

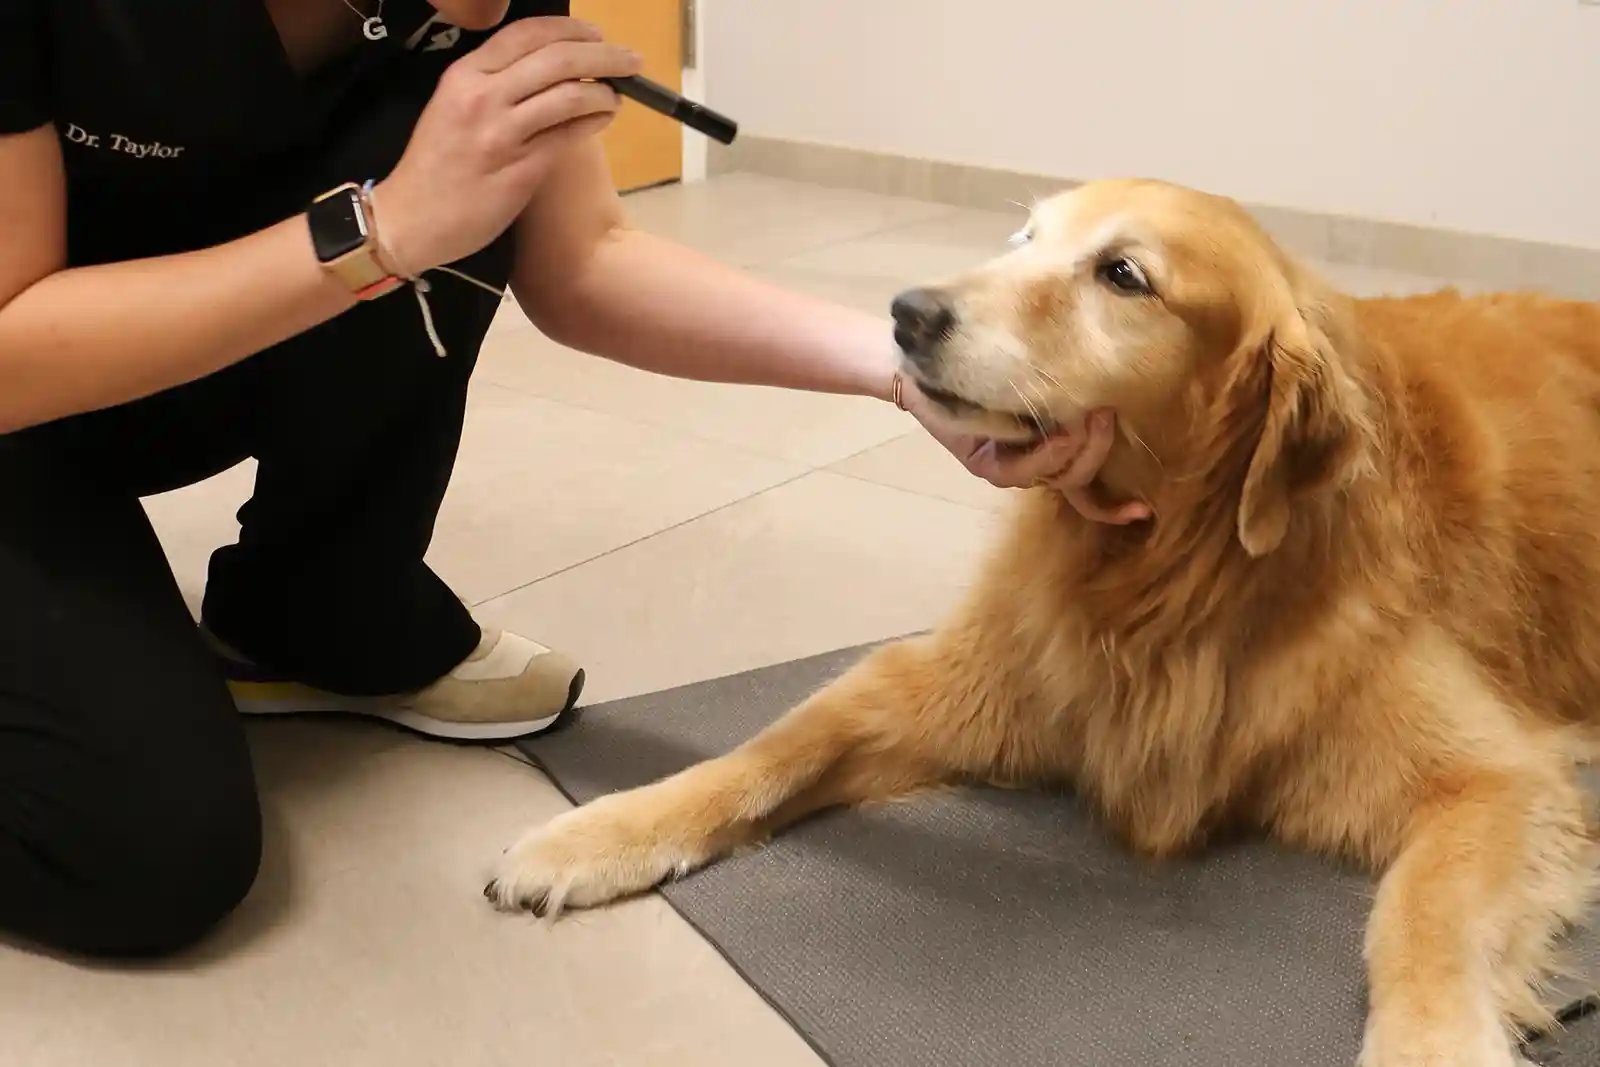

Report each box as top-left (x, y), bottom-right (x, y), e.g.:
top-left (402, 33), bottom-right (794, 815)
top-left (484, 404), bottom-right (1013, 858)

top-left (525, 227), bottom-right (897, 401)
top-left (0, 216), bottom-right (355, 433)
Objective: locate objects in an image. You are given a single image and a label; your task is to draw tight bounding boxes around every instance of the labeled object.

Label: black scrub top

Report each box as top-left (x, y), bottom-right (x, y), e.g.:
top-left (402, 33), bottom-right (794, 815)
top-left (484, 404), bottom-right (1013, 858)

top-left (0, 0), bottom-right (567, 354)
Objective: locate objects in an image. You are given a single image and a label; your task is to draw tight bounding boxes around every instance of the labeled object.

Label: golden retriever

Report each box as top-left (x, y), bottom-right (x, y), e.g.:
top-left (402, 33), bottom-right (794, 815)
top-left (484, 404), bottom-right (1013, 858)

top-left (487, 179), bottom-right (1600, 1067)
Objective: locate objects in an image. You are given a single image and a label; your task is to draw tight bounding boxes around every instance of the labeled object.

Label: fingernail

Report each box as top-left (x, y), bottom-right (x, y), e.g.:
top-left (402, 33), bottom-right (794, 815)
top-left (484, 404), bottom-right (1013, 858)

top-left (1094, 410), bottom-right (1113, 430)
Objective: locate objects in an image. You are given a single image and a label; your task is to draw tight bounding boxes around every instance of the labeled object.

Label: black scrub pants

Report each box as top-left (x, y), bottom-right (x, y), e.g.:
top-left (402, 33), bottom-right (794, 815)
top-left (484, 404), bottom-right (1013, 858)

top-left (0, 293), bottom-right (490, 957)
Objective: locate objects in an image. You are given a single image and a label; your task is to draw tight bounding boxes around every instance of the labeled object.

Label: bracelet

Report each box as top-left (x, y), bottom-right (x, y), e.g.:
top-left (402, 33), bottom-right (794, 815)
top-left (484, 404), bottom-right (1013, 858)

top-left (360, 179), bottom-right (415, 282)
top-left (354, 275), bottom-right (403, 300)
top-left (891, 373), bottom-right (907, 411)
top-left (357, 179), bottom-right (509, 361)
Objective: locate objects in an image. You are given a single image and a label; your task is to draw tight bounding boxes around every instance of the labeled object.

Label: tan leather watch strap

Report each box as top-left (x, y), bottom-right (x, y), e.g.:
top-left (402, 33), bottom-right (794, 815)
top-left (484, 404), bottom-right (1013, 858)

top-left (309, 182), bottom-right (401, 301)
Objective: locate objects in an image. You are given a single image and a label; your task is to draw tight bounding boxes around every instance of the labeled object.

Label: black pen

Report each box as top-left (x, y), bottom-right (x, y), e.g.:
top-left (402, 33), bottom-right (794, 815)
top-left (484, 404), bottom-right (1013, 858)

top-left (601, 75), bottom-right (739, 146)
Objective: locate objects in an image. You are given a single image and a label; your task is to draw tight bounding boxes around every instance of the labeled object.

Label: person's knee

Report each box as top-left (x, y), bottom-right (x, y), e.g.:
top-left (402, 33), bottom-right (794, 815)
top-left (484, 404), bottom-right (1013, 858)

top-left (131, 796), bottom-right (262, 956)
top-left (49, 786), bottom-right (263, 959)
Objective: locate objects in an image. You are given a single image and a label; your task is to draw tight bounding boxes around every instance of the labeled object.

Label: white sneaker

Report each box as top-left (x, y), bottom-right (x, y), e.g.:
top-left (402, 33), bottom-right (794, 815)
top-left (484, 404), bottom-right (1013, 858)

top-left (211, 628), bottom-right (584, 742)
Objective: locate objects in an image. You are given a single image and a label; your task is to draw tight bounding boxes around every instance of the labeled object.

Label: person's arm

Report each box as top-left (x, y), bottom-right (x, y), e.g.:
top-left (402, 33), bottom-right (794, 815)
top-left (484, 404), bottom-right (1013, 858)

top-left (0, 126), bottom-right (356, 434)
top-left (0, 17), bottom-right (638, 436)
top-left (508, 140), bottom-right (1150, 522)
top-left (509, 139), bottom-right (895, 401)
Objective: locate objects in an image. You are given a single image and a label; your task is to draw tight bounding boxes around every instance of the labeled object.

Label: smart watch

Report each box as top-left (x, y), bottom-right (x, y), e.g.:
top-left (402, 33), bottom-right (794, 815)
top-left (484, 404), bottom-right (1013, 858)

top-left (307, 182), bottom-right (402, 300)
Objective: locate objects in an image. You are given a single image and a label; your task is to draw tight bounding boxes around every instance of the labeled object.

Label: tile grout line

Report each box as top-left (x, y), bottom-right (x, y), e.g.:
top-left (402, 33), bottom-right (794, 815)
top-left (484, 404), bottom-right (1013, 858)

top-left (465, 414), bottom-right (1000, 611)
top-left (468, 467), bottom-right (817, 609)
top-left (818, 425), bottom-right (1007, 514)
top-left (817, 430), bottom-right (1007, 516)
top-left (490, 745), bottom-right (540, 771)
top-left (744, 204), bottom-right (968, 274)
top-left (467, 184), bottom-right (983, 610)
top-left (473, 358), bottom-right (901, 470)
top-left (629, 173), bottom-right (961, 278)
top-left (822, 428), bottom-right (917, 468)
top-left (821, 466), bottom-right (1000, 517)
top-left (469, 456), bottom-right (1001, 612)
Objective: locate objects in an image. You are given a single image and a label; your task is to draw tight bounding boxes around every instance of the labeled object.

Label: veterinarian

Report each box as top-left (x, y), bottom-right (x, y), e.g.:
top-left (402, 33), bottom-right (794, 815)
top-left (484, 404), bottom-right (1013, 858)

top-left (0, 0), bottom-right (1142, 960)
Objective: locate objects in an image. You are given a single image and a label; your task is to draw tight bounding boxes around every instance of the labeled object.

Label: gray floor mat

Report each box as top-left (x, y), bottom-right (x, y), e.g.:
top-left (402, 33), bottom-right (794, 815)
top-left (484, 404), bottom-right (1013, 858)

top-left (1536, 1007), bottom-right (1600, 1065)
top-left (519, 643), bottom-right (1600, 1067)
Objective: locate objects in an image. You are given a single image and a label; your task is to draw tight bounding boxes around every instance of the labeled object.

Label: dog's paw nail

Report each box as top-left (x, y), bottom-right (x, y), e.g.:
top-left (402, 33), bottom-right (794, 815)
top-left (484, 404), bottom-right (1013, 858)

top-left (524, 891), bottom-right (549, 917)
top-left (483, 880), bottom-right (499, 901)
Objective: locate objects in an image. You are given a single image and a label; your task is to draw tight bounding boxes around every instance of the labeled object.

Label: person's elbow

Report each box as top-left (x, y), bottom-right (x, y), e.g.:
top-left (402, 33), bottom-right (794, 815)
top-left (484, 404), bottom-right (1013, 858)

top-left (0, 332), bottom-right (42, 435)
top-left (0, 326), bottom-right (59, 436)
top-left (0, 385), bottom-right (55, 436)
top-left (511, 220), bottom-right (636, 351)
top-left (514, 279), bottom-right (590, 349)
top-left (515, 261), bottom-right (627, 353)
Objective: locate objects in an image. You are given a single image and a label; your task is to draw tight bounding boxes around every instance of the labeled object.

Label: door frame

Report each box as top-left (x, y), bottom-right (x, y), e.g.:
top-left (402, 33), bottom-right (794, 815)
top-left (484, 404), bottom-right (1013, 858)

top-left (679, 0), bottom-right (709, 183)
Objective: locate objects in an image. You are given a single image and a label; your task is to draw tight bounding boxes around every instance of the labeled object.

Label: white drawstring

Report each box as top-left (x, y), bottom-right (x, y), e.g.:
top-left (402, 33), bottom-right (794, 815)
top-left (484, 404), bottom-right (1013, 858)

top-left (407, 275), bottom-right (446, 358)
top-left (363, 181), bottom-right (507, 359)
top-left (433, 264), bottom-right (507, 298)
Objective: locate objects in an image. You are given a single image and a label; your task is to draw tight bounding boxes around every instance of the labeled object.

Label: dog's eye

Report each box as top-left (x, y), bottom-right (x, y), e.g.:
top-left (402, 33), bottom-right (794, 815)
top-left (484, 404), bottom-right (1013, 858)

top-left (1096, 257), bottom-right (1152, 295)
top-left (1008, 227), bottom-right (1033, 248)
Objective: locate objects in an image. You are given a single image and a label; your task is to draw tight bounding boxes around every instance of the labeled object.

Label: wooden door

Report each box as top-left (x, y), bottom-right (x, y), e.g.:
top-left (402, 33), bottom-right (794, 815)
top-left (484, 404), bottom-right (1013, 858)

top-left (570, 0), bottom-right (684, 192)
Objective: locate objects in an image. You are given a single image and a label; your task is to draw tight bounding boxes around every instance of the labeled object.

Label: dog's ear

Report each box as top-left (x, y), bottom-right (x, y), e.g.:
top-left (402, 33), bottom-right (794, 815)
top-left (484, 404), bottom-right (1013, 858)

top-left (1236, 305), bottom-right (1369, 557)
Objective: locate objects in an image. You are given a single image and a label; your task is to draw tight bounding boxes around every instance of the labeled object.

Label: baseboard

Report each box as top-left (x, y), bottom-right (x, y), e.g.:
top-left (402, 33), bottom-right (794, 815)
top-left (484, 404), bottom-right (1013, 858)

top-left (711, 137), bottom-right (1599, 299)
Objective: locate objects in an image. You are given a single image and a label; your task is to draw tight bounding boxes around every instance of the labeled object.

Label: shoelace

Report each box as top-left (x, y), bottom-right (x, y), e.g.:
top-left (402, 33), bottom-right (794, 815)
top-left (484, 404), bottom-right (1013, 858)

top-left (363, 180), bottom-right (507, 358)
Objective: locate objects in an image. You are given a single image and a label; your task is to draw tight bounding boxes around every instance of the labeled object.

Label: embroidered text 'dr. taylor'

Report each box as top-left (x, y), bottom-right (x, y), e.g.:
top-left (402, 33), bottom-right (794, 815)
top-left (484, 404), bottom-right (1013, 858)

top-left (64, 123), bottom-right (186, 160)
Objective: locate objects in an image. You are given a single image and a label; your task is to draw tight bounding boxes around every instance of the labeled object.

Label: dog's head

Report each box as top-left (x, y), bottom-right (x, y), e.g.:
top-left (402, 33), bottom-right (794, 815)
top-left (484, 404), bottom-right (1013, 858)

top-left (893, 179), bottom-right (1372, 556)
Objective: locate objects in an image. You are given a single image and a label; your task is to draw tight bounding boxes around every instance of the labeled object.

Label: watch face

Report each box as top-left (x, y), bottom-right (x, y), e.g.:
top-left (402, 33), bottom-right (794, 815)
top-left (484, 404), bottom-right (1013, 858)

top-left (308, 188), bottom-right (370, 263)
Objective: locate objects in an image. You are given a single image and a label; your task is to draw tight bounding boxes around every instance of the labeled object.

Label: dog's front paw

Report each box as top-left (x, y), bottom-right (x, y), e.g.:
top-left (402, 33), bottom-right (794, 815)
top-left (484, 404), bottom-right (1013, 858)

top-left (484, 793), bottom-right (703, 917)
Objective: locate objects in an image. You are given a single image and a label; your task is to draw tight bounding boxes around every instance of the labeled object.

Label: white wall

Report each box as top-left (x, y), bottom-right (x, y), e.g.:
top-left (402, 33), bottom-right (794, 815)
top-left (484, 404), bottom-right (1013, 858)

top-left (703, 1), bottom-right (1600, 249)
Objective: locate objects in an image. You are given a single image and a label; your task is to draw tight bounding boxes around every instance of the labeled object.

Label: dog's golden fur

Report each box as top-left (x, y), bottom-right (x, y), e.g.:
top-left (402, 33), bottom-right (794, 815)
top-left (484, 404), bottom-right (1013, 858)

top-left (490, 180), bottom-right (1600, 1066)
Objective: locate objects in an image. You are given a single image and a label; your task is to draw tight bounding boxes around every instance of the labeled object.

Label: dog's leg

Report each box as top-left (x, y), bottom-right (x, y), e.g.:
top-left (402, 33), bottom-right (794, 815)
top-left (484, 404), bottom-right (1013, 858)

top-left (486, 637), bottom-right (991, 914)
top-left (1358, 768), bottom-right (1595, 1067)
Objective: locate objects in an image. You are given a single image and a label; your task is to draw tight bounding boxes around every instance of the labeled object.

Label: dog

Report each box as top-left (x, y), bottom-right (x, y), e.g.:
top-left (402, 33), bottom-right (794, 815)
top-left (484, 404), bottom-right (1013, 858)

top-left (487, 179), bottom-right (1600, 1066)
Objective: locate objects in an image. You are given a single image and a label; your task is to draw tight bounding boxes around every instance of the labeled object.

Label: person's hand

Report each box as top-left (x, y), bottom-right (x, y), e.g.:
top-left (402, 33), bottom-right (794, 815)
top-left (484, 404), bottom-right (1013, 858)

top-left (373, 17), bottom-right (641, 275)
top-left (900, 381), bottom-right (1151, 524)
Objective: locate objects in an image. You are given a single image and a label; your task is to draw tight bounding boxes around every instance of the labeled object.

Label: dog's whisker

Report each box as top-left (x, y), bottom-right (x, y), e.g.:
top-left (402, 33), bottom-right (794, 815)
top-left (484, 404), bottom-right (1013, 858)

top-left (1023, 378), bottom-right (1058, 431)
top-left (1023, 361), bottom-right (1065, 390)
top-left (1005, 377), bottom-right (1035, 420)
top-left (1031, 367), bottom-right (1088, 413)
top-left (1007, 376), bottom-right (1049, 434)
top-left (1005, 352), bottom-right (1073, 410)
top-left (1003, 348), bottom-right (1069, 396)
top-left (1121, 421), bottom-right (1164, 471)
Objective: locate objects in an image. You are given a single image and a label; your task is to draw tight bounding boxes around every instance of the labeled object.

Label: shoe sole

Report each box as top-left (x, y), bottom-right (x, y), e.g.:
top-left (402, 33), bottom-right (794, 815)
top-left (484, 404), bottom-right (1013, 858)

top-left (227, 669), bottom-right (586, 743)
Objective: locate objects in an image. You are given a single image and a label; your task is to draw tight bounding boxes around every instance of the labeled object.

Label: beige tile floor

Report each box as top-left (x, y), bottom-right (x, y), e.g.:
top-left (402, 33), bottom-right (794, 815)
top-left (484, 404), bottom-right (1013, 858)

top-left (3, 174), bottom-right (1462, 1067)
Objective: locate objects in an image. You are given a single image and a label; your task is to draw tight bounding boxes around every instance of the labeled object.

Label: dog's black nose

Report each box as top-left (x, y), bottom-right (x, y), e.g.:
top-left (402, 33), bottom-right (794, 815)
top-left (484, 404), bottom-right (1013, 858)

top-left (891, 287), bottom-right (956, 356)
